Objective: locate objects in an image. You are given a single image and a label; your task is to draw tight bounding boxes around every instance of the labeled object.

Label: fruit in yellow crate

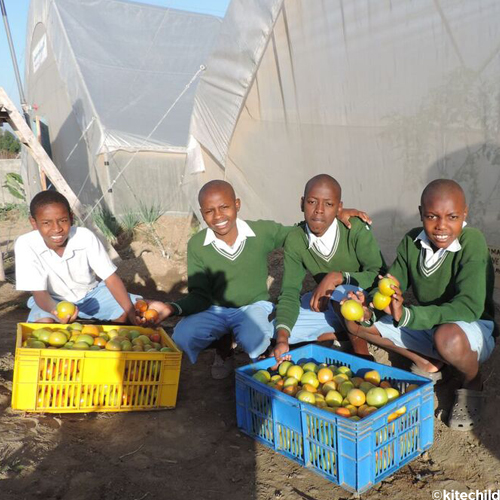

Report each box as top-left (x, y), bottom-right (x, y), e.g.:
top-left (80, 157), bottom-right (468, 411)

top-left (27, 339), bottom-right (46, 349)
top-left (139, 334), bottom-right (153, 345)
top-left (37, 329), bottom-right (52, 344)
top-left (56, 301), bottom-right (76, 319)
top-left (63, 342), bottom-right (74, 349)
top-left (132, 337), bottom-right (144, 346)
top-left (159, 347), bottom-right (173, 352)
top-left (73, 341), bottom-right (90, 350)
top-left (144, 309), bottom-right (159, 323)
top-left (346, 388), bottom-right (366, 407)
top-left (69, 322), bottom-right (83, 331)
top-left (283, 385), bottom-right (298, 397)
top-left (340, 300), bottom-right (364, 322)
top-left (90, 345), bottom-right (101, 350)
top-left (325, 390), bottom-right (343, 407)
top-left (80, 325), bottom-right (100, 337)
top-left (150, 333), bottom-right (161, 344)
top-left (317, 367), bottom-right (334, 384)
top-left (69, 333), bottom-right (80, 343)
top-left (143, 345), bottom-right (155, 352)
top-left (339, 381), bottom-right (355, 398)
top-left (378, 277), bottom-right (397, 296)
top-left (48, 331), bottom-right (67, 347)
top-left (321, 380), bottom-right (337, 395)
top-left (297, 390), bottom-right (316, 405)
top-left (107, 329), bottom-right (119, 339)
top-left (366, 387), bottom-right (389, 408)
top-left (252, 370), bottom-right (271, 383)
top-left (300, 371), bottom-right (319, 388)
top-left (93, 337), bottom-right (107, 347)
top-left (278, 361), bottom-right (293, 377)
top-left (105, 339), bottom-right (122, 351)
top-left (364, 370), bottom-right (381, 386)
top-left (128, 330), bottom-right (141, 341)
top-left (76, 334), bottom-right (95, 346)
top-left (121, 340), bottom-right (133, 351)
top-left (287, 365), bottom-right (304, 381)
top-left (40, 361), bottom-right (56, 379)
top-left (335, 407), bottom-right (351, 417)
top-left (385, 388), bottom-right (400, 402)
top-left (151, 342), bottom-right (161, 350)
top-left (135, 299), bottom-right (148, 313)
top-left (373, 291), bottom-right (391, 310)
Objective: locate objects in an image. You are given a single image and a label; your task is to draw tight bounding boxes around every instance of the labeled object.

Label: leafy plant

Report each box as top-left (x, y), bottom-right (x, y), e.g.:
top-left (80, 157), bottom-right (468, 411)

top-left (0, 130), bottom-right (21, 155)
top-left (119, 210), bottom-right (140, 234)
top-left (138, 202), bottom-right (164, 225)
top-left (91, 206), bottom-right (121, 244)
top-left (2, 172), bottom-right (25, 201)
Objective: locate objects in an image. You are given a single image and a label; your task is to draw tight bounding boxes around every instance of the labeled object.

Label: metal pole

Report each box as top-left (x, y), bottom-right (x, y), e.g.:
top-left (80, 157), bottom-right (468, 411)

top-left (1, 0), bottom-right (28, 113)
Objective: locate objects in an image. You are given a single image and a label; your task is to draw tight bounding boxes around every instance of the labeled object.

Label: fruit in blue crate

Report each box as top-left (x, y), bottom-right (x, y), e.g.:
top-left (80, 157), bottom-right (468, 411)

top-left (302, 362), bottom-right (319, 373)
top-left (252, 370), bottom-right (271, 383)
top-left (340, 300), bottom-right (364, 322)
top-left (287, 365), bottom-right (304, 381)
top-left (364, 370), bottom-right (381, 386)
top-left (366, 387), bottom-right (389, 408)
top-left (385, 388), bottom-right (400, 402)
top-left (300, 371), bottom-right (319, 388)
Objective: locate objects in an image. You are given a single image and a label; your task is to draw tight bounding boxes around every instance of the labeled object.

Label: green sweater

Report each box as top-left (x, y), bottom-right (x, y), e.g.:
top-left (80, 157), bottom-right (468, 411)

top-left (276, 218), bottom-right (385, 333)
top-left (171, 220), bottom-right (292, 316)
top-left (386, 227), bottom-right (496, 330)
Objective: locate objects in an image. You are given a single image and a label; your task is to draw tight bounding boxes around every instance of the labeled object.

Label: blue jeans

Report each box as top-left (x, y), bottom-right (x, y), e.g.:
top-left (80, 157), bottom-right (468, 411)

top-left (27, 282), bottom-right (142, 322)
top-left (172, 301), bottom-right (274, 363)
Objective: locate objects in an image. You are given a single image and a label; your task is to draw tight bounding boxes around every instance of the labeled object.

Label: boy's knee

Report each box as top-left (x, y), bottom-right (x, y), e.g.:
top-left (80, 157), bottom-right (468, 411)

top-left (434, 324), bottom-right (471, 360)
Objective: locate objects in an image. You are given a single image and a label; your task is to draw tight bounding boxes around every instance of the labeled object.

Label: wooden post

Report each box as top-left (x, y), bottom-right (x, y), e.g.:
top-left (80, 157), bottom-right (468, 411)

top-left (34, 116), bottom-right (48, 190)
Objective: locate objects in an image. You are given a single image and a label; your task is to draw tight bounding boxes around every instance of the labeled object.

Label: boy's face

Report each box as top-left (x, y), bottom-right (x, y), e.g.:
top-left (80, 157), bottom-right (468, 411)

top-left (200, 187), bottom-right (241, 244)
top-left (419, 192), bottom-right (468, 250)
top-left (301, 181), bottom-right (342, 237)
top-left (30, 202), bottom-right (73, 252)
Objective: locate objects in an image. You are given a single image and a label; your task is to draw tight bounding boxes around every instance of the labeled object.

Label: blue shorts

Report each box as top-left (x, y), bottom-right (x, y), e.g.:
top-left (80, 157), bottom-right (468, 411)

top-left (274, 291), bottom-right (344, 344)
top-left (375, 315), bottom-right (496, 364)
top-left (26, 282), bottom-right (142, 322)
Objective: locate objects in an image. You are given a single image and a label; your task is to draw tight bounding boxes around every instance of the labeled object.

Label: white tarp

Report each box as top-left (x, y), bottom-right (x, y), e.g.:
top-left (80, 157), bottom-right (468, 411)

top-left (185, 0), bottom-right (500, 261)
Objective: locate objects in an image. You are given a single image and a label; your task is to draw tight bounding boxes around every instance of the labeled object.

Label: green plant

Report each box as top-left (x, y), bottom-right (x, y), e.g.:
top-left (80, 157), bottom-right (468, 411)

top-left (119, 210), bottom-right (140, 234)
top-left (91, 206), bottom-right (121, 244)
top-left (138, 202), bottom-right (164, 225)
top-left (0, 130), bottom-right (21, 154)
top-left (2, 172), bottom-right (25, 201)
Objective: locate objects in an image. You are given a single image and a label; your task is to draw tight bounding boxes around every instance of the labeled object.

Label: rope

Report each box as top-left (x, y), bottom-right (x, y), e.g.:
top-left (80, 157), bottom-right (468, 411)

top-left (82, 64), bottom-right (206, 223)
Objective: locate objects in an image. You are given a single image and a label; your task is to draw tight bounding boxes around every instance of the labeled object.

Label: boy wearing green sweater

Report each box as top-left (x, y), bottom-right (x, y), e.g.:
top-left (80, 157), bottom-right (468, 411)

top-left (149, 180), bottom-right (368, 379)
top-left (273, 174), bottom-right (385, 362)
top-left (345, 179), bottom-right (496, 430)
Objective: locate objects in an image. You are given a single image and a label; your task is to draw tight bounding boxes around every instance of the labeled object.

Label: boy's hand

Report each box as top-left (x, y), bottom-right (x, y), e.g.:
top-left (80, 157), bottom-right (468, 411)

top-left (310, 271), bottom-right (343, 312)
top-left (272, 341), bottom-right (291, 365)
top-left (51, 305), bottom-right (79, 324)
top-left (338, 207), bottom-right (372, 229)
top-left (127, 309), bottom-right (141, 326)
top-left (141, 301), bottom-right (176, 325)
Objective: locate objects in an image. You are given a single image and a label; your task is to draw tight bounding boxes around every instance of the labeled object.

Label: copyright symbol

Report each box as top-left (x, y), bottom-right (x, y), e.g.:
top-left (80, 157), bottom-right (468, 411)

top-left (433, 491), bottom-right (442, 500)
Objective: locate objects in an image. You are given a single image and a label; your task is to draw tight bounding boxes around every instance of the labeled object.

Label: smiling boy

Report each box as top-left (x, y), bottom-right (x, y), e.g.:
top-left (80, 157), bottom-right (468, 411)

top-left (15, 190), bottom-right (141, 324)
top-left (345, 179), bottom-right (496, 430)
top-left (273, 174), bottom-right (385, 362)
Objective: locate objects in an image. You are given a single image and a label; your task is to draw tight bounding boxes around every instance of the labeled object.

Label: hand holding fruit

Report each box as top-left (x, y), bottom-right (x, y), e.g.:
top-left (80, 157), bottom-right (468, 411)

top-left (135, 300), bottom-right (171, 325)
top-left (340, 291), bottom-right (370, 323)
top-left (371, 275), bottom-right (403, 321)
top-left (310, 271), bottom-right (343, 312)
top-left (53, 301), bottom-right (79, 324)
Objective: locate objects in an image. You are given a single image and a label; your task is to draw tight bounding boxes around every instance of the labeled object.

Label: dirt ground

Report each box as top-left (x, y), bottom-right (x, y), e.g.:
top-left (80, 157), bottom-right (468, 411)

top-left (0, 212), bottom-right (499, 500)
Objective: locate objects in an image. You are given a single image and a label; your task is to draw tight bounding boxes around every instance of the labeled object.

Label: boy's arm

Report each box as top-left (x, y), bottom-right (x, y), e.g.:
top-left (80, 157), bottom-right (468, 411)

top-left (271, 222), bottom-right (295, 250)
top-left (168, 242), bottom-right (212, 316)
top-left (275, 234), bottom-right (307, 342)
top-left (395, 254), bottom-right (489, 330)
top-left (31, 291), bottom-right (79, 323)
top-left (104, 272), bottom-right (138, 325)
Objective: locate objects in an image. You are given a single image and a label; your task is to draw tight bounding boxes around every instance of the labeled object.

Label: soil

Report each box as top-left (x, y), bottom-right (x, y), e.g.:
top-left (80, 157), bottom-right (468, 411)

top-left (0, 212), bottom-right (499, 500)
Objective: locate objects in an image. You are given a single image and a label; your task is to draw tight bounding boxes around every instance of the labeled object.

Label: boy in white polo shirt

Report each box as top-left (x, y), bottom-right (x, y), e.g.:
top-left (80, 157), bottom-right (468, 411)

top-left (15, 190), bottom-right (141, 324)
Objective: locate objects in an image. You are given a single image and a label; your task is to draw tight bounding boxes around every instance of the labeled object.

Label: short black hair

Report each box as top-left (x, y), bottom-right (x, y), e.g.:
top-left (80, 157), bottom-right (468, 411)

top-left (304, 174), bottom-right (342, 200)
top-left (421, 179), bottom-right (466, 207)
top-left (30, 190), bottom-right (72, 218)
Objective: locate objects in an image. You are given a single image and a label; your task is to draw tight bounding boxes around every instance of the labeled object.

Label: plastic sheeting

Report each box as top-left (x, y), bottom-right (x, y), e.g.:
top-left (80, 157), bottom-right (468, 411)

top-left (23, 0), bottom-right (221, 214)
top-left (185, 0), bottom-right (500, 261)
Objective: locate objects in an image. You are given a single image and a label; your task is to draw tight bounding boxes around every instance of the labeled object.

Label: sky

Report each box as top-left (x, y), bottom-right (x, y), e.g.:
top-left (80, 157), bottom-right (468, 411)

top-left (0, 0), bottom-right (230, 113)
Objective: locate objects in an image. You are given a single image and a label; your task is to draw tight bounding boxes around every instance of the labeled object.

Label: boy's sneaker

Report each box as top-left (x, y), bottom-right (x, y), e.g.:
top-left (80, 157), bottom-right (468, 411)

top-left (211, 353), bottom-right (234, 380)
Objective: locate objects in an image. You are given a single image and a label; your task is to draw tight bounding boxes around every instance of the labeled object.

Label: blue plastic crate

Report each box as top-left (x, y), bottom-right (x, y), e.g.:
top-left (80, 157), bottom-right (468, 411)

top-left (235, 344), bottom-right (434, 493)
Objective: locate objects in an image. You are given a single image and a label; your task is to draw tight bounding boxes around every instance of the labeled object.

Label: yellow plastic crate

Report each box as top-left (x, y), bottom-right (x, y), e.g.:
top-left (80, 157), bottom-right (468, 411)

top-left (11, 323), bottom-right (182, 413)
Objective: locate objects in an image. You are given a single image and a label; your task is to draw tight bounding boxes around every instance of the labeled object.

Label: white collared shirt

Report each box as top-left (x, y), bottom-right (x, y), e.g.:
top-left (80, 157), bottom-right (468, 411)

top-left (15, 227), bottom-right (117, 302)
top-left (203, 218), bottom-right (256, 256)
top-left (306, 218), bottom-right (339, 257)
top-left (415, 222), bottom-right (466, 267)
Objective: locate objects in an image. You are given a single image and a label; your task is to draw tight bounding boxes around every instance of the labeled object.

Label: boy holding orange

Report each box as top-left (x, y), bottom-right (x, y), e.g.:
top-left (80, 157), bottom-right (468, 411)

top-left (15, 191), bottom-right (141, 325)
top-left (345, 179), bottom-right (496, 430)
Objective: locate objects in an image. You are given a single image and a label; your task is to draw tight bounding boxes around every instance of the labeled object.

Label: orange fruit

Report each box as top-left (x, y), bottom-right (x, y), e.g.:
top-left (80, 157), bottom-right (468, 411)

top-left (346, 388), bottom-right (366, 407)
top-left (335, 407), bottom-right (352, 417)
top-left (81, 325), bottom-right (100, 337)
top-left (364, 370), bottom-right (381, 386)
top-left (135, 300), bottom-right (148, 313)
top-left (380, 380), bottom-right (392, 389)
top-left (317, 367), bottom-right (334, 384)
top-left (283, 385), bottom-right (298, 396)
top-left (143, 309), bottom-right (159, 322)
top-left (93, 337), bottom-right (107, 347)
